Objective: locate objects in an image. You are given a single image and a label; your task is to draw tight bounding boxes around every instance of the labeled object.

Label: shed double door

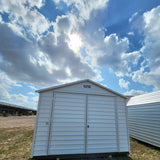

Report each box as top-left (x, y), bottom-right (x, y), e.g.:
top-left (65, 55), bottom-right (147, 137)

top-left (48, 92), bottom-right (117, 155)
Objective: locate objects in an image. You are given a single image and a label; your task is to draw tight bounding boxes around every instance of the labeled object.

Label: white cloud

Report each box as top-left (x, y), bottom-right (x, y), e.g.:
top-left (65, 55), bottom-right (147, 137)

top-left (119, 78), bottom-right (130, 89)
top-left (124, 89), bottom-right (148, 96)
top-left (54, 0), bottom-right (109, 20)
top-left (0, 72), bottom-right (38, 109)
top-left (27, 0), bottom-right (45, 8)
top-left (130, 6), bottom-right (160, 90)
top-left (83, 32), bottom-right (141, 77)
top-left (129, 12), bottom-right (138, 23)
top-left (0, 19), bottom-right (102, 87)
top-left (28, 85), bottom-right (38, 91)
top-left (53, 15), bottom-right (71, 36)
top-left (0, 15), bottom-right (2, 22)
top-left (0, 0), bottom-right (51, 37)
top-left (0, 72), bottom-right (22, 88)
top-left (128, 32), bottom-right (134, 36)
top-left (50, 6), bottom-right (143, 79)
top-left (27, 92), bottom-right (36, 96)
top-left (38, 31), bottom-right (102, 84)
top-left (142, 5), bottom-right (160, 63)
top-left (132, 66), bottom-right (160, 91)
top-left (1, 0), bottom-right (159, 101)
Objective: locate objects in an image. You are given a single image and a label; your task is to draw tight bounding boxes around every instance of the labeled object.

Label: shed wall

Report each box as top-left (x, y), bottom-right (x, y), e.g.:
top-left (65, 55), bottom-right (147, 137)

top-left (31, 82), bottom-right (129, 157)
top-left (128, 102), bottom-right (160, 147)
top-left (31, 91), bottom-right (53, 157)
top-left (117, 97), bottom-right (130, 152)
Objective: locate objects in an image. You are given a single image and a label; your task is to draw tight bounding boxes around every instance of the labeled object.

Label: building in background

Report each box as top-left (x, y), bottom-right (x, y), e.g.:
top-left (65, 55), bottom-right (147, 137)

top-left (0, 101), bottom-right (36, 116)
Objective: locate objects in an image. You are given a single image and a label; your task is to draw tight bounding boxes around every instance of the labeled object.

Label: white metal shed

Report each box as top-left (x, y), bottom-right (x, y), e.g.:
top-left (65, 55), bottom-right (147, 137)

top-left (31, 79), bottom-right (130, 158)
top-left (127, 91), bottom-right (160, 147)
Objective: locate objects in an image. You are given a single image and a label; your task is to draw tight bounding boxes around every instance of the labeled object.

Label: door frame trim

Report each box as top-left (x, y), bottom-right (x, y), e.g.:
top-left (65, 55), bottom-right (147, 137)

top-left (47, 92), bottom-right (55, 155)
top-left (114, 97), bottom-right (120, 152)
top-left (85, 95), bottom-right (88, 153)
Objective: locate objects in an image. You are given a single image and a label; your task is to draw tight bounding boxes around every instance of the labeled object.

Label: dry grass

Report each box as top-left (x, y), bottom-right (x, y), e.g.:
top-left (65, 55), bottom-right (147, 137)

top-left (0, 127), bottom-right (33, 160)
top-left (0, 116), bottom-right (159, 160)
top-left (129, 138), bottom-right (160, 160)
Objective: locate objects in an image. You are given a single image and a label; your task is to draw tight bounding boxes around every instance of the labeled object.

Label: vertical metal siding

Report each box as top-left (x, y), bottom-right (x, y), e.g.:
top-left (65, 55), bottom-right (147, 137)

top-left (128, 96), bottom-right (160, 147)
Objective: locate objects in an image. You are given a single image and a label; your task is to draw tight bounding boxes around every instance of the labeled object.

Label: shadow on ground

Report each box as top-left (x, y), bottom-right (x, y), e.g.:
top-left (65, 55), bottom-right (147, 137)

top-left (132, 138), bottom-right (160, 152)
top-left (30, 154), bottom-right (133, 160)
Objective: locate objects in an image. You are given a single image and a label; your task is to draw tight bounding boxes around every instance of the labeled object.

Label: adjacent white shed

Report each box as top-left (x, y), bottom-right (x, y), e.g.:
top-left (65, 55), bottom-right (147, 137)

top-left (127, 91), bottom-right (160, 147)
top-left (31, 79), bottom-right (130, 158)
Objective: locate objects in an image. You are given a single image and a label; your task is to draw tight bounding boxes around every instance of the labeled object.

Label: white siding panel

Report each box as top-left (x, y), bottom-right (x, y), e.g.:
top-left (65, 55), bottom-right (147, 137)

top-left (117, 98), bottom-right (129, 152)
top-left (87, 95), bottom-right (118, 153)
top-left (32, 91), bottom-right (53, 157)
top-left (48, 92), bottom-right (86, 155)
top-left (128, 102), bottom-right (160, 147)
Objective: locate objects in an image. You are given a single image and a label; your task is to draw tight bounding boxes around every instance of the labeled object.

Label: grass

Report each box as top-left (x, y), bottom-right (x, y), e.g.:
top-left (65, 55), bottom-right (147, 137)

top-left (0, 127), bottom-right (160, 160)
top-left (0, 127), bottom-right (33, 160)
top-left (129, 138), bottom-right (160, 160)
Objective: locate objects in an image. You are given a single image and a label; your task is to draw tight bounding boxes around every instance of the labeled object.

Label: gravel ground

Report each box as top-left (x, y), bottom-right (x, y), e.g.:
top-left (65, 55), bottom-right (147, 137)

top-left (0, 116), bottom-right (36, 128)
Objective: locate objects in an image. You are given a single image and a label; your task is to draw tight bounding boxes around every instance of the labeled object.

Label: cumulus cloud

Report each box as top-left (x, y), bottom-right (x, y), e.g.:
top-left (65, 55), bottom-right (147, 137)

top-left (0, 72), bottom-right (38, 108)
top-left (0, 23), bottom-right (52, 86)
top-left (124, 89), bottom-right (148, 96)
top-left (129, 12), bottom-right (138, 23)
top-left (38, 31), bottom-right (101, 83)
top-left (27, 0), bottom-right (45, 8)
top-left (54, 0), bottom-right (109, 20)
top-left (51, 1), bottom-right (143, 80)
top-left (142, 6), bottom-right (160, 67)
top-left (130, 6), bottom-right (160, 90)
top-left (0, 0), bottom-right (109, 108)
top-left (0, 0), bottom-right (51, 37)
top-left (128, 32), bottom-right (134, 36)
top-left (119, 78), bottom-right (130, 89)
top-left (0, 22), bottom-right (101, 87)
top-left (0, 0), bottom-right (160, 109)
top-left (83, 32), bottom-right (141, 77)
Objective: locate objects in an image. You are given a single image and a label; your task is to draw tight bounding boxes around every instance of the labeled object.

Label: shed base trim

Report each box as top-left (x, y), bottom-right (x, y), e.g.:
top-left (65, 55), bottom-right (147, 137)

top-left (32, 152), bottom-right (129, 160)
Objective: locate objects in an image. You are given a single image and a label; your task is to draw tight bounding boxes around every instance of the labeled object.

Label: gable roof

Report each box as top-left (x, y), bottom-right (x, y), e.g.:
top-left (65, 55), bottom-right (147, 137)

top-left (36, 79), bottom-right (126, 99)
top-left (127, 90), bottom-right (160, 106)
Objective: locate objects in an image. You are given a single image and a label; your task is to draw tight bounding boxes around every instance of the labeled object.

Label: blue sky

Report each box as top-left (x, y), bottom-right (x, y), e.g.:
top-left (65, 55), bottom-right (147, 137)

top-left (0, 0), bottom-right (160, 109)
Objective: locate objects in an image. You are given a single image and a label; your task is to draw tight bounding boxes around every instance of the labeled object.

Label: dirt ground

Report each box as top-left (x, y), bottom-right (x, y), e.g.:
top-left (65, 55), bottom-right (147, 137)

top-left (0, 116), bottom-right (36, 128)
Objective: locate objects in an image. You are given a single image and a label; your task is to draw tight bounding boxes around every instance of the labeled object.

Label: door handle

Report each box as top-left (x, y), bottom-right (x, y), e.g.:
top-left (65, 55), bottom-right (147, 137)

top-left (87, 125), bottom-right (89, 128)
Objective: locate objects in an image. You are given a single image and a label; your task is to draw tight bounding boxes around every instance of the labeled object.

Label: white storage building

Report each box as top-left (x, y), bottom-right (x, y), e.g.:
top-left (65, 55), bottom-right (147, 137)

top-left (31, 79), bottom-right (130, 158)
top-left (127, 91), bottom-right (160, 147)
